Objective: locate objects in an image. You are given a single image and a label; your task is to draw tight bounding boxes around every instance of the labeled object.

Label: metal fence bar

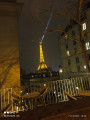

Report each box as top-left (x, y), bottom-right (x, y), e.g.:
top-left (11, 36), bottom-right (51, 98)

top-left (1, 90), bottom-right (2, 110)
top-left (4, 89), bottom-right (5, 107)
top-left (8, 89), bottom-right (9, 104)
top-left (0, 76), bottom-right (90, 112)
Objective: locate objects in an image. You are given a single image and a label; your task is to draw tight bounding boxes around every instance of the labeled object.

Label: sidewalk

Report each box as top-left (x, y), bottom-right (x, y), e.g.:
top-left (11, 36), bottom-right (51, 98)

top-left (19, 96), bottom-right (90, 120)
top-left (1, 96), bottom-right (90, 120)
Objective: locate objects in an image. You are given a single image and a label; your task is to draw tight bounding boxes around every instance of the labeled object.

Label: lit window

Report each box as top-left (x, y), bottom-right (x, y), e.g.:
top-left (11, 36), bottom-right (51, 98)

top-left (76, 87), bottom-right (79, 90)
top-left (59, 69), bottom-right (63, 73)
top-left (32, 75), bottom-right (34, 78)
top-left (66, 51), bottom-right (70, 56)
top-left (84, 65), bottom-right (86, 69)
top-left (82, 23), bottom-right (86, 31)
top-left (59, 65), bottom-right (63, 73)
top-left (44, 84), bottom-right (46, 87)
top-left (58, 94), bottom-right (60, 97)
top-left (50, 73), bottom-right (52, 76)
top-left (4, 111), bottom-right (6, 114)
top-left (7, 111), bottom-right (9, 114)
top-left (65, 34), bottom-right (67, 39)
top-left (86, 42), bottom-right (90, 50)
top-left (16, 107), bottom-right (19, 111)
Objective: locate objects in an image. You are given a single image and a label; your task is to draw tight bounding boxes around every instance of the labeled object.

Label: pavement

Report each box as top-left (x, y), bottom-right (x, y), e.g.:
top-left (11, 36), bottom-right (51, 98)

top-left (1, 96), bottom-right (90, 120)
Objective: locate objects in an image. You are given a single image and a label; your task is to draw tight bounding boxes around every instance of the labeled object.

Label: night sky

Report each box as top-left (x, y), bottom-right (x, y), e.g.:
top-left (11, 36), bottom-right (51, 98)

top-left (17, 0), bottom-right (75, 73)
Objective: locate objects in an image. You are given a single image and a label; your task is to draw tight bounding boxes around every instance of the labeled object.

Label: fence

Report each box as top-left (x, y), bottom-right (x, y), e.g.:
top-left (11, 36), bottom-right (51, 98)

top-left (0, 88), bottom-right (13, 111)
top-left (0, 76), bottom-right (90, 112)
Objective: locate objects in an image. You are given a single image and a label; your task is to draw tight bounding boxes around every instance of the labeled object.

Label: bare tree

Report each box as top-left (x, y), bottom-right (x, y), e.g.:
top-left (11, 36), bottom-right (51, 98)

top-left (77, 0), bottom-right (90, 74)
top-left (43, 0), bottom-right (90, 77)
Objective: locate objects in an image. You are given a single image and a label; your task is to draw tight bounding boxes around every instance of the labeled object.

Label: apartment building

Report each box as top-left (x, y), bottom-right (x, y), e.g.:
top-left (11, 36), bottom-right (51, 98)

top-left (59, 1), bottom-right (90, 78)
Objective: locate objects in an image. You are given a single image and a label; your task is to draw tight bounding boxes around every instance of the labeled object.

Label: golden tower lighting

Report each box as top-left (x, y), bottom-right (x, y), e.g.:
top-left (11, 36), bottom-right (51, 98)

top-left (38, 42), bottom-right (47, 71)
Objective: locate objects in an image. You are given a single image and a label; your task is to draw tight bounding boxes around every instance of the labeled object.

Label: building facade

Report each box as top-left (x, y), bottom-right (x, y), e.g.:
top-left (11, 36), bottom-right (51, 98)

top-left (59, 1), bottom-right (90, 78)
top-left (0, 0), bottom-right (23, 110)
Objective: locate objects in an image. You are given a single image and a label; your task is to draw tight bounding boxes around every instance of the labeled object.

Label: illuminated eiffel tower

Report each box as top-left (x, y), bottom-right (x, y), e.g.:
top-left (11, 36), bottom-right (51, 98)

top-left (37, 42), bottom-right (48, 73)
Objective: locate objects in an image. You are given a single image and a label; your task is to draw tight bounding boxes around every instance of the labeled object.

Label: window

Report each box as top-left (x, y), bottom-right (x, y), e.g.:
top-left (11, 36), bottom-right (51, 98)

top-left (73, 40), bottom-right (77, 45)
top-left (82, 23), bottom-right (86, 31)
top-left (65, 34), bottom-right (67, 39)
top-left (88, 54), bottom-right (90, 60)
top-left (72, 31), bottom-right (75, 36)
top-left (68, 59), bottom-right (71, 65)
top-left (86, 42), bottom-right (90, 50)
top-left (84, 65), bottom-right (86, 69)
top-left (66, 43), bottom-right (68, 49)
top-left (67, 67), bottom-right (71, 72)
top-left (74, 48), bottom-right (80, 54)
top-left (77, 65), bottom-right (80, 72)
top-left (74, 48), bottom-right (77, 54)
top-left (59, 69), bottom-right (63, 73)
top-left (44, 84), bottom-right (46, 86)
top-left (59, 65), bottom-right (63, 73)
top-left (76, 57), bottom-right (79, 63)
top-left (66, 51), bottom-right (70, 56)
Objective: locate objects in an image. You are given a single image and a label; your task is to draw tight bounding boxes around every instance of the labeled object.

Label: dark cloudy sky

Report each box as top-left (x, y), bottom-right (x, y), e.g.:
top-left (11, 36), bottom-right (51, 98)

top-left (17, 0), bottom-right (76, 73)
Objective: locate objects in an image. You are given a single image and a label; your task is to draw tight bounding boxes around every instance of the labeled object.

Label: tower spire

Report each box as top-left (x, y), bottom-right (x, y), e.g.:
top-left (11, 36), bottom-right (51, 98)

top-left (40, 42), bottom-right (44, 62)
top-left (38, 43), bottom-right (48, 72)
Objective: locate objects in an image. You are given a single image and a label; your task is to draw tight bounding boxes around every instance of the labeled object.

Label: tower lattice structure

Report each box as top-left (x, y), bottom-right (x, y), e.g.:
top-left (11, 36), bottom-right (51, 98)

top-left (38, 43), bottom-right (48, 72)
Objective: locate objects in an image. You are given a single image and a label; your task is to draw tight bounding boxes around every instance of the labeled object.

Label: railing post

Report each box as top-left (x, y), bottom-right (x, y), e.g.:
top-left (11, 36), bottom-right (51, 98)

top-left (8, 89), bottom-right (9, 104)
top-left (4, 89), bottom-right (6, 108)
top-left (0, 90), bottom-right (2, 110)
top-left (11, 88), bottom-right (13, 112)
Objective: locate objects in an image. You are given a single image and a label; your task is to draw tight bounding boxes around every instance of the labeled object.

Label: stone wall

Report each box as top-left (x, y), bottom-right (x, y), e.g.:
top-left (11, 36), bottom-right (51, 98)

top-left (0, 2), bottom-right (23, 110)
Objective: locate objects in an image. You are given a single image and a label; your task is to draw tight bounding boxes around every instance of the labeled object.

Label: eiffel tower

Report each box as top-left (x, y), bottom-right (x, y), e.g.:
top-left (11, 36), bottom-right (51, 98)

top-left (37, 42), bottom-right (49, 73)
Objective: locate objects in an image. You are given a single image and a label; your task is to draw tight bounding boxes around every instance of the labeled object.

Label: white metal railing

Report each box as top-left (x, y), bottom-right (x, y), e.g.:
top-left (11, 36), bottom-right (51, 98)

top-left (0, 76), bottom-right (90, 112)
top-left (0, 88), bottom-right (12, 111)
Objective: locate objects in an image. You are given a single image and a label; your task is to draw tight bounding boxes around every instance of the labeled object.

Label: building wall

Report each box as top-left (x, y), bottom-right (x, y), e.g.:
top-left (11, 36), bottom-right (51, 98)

top-left (60, 7), bottom-right (90, 78)
top-left (0, 2), bottom-right (23, 110)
